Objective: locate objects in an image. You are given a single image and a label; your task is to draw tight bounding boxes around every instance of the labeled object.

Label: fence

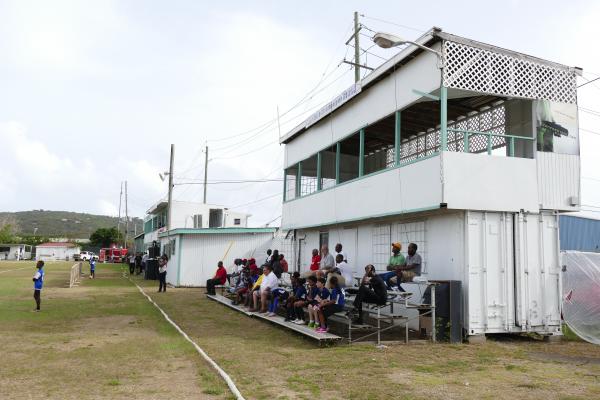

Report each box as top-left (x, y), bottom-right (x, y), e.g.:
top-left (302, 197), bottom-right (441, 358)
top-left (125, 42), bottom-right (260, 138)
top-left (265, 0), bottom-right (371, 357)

top-left (69, 262), bottom-right (82, 288)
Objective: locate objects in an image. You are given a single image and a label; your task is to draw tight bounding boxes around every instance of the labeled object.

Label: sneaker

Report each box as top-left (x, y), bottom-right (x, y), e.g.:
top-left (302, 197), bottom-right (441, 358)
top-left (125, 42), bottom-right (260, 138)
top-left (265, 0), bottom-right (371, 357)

top-left (293, 319), bottom-right (303, 325)
top-left (308, 321), bottom-right (315, 328)
top-left (316, 327), bottom-right (328, 333)
top-left (267, 312), bottom-right (276, 317)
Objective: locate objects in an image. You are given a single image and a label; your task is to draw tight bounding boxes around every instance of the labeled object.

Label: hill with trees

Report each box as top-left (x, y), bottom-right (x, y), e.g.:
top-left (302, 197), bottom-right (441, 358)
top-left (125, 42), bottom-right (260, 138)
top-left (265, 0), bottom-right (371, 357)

top-left (0, 210), bottom-right (142, 239)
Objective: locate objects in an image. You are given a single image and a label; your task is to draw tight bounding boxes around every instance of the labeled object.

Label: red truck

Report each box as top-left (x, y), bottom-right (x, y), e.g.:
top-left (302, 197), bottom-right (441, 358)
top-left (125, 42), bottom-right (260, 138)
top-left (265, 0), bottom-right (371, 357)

top-left (99, 247), bottom-right (128, 263)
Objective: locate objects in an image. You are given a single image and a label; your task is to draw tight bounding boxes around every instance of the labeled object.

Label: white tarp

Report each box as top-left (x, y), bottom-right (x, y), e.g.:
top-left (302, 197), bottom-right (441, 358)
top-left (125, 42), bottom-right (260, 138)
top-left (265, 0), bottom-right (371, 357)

top-left (562, 251), bottom-right (600, 345)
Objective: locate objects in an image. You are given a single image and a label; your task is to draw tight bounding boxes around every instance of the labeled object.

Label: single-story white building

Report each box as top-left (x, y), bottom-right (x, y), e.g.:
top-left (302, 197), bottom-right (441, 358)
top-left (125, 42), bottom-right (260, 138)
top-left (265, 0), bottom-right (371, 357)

top-left (0, 244), bottom-right (33, 260)
top-left (36, 242), bottom-right (81, 261)
top-left (158, 227), bottom-right (277, 287)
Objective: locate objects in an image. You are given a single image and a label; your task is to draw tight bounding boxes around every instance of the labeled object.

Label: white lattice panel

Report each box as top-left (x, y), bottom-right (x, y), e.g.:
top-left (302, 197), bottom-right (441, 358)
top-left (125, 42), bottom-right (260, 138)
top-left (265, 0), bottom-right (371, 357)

top-left (443, 41), bottom-right (577, 104)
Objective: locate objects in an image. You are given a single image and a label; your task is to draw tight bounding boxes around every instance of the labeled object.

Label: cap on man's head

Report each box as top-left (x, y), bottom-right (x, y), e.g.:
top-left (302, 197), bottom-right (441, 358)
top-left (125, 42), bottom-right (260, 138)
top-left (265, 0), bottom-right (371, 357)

top-left (392, 242), bottom-right (402, 250)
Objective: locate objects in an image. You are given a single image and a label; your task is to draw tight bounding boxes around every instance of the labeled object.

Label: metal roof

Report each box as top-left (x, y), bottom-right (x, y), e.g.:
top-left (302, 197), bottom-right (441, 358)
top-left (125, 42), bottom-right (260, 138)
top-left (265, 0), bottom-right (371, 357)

top-left (158, 227), bottom-right (277, 237)
top-left (560, 215), bottom-right (600, 252)
top-left (280, 27), bottom-right (580, 145)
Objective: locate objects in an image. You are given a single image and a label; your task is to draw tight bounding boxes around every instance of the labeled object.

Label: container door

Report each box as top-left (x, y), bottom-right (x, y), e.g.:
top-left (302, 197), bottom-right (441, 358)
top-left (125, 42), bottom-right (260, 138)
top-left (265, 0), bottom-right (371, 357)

top-left (514, 212), bottom-right (561, 331)
top-left (466, 211), bottom-right (513, 334)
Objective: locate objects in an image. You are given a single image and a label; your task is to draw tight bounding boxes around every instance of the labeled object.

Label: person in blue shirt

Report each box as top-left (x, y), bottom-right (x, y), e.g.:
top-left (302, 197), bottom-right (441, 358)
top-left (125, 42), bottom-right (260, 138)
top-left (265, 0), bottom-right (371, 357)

top-left (89, 257), bottom-right (96, 279)
top-left (316, 275), bottom-right (345, 333)
top-left (32, 260), bottom-right (44, 312)
top-left (293, 275), bottom-right (317, 325)
top-left (308, 277), bottom-right (330, 329)
top-left (285, 273), bottom-right (306, 322)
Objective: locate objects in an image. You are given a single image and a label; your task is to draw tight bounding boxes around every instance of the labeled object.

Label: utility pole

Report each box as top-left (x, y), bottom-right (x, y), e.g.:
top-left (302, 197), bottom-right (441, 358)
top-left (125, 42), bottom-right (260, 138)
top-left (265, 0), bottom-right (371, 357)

top-left (167, 144), bottom-right (175, 231)
top-left (354, 11), bottom-right (360, 83)
top-left (117, 181), bottom-right (123, 244)
top-left (125, 180), bottom-right (129, 249)
top-left (203, 145), bottom-right (208, 204)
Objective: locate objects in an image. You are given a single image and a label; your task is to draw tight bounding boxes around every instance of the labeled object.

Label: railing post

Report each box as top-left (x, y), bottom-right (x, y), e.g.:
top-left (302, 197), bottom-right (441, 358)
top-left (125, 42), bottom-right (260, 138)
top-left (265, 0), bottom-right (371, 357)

top-left (394, 110), bottom-right (401, 166)
top-left (440, 86), bottom-right (448, 151)
top-left (509, 137), bottom-right (515, 157)
top-left (463, 132), bottom-right (469, 153)
top-left (296, 162), bottom-right (302, 198)
top-left (359, 128), bottom-right (365, 177)
top-left (487, 133), bottom-right (492, 155)
top-left (335, 142), bottom-right (341, 184)
top-left (316, 152), bottom-right (322, 190)
top-left (283, 169), bottom-right (287, 201)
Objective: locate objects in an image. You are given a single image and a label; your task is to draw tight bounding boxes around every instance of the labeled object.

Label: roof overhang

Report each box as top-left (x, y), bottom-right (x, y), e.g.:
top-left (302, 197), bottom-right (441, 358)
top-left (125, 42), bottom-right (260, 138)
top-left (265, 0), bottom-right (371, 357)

top-left (280, 27), bottom-right (579, 145)
top-left (146, 201), bottom-right (168, 215)
top-left (158, 227), bottom-right (277, 238)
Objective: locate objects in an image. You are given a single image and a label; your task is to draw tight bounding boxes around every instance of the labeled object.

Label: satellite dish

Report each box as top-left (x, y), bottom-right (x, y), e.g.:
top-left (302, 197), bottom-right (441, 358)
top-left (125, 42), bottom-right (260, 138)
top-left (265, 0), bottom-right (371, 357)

top-left (562, 251), bottom-right (600, 345)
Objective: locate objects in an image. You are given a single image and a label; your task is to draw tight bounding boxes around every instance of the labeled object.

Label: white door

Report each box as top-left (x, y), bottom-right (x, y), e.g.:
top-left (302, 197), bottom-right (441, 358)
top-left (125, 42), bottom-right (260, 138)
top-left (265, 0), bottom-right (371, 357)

top-left (466, 211), bottom-right (513, 334)
top-left (514, 212), bottom-right (561, 332)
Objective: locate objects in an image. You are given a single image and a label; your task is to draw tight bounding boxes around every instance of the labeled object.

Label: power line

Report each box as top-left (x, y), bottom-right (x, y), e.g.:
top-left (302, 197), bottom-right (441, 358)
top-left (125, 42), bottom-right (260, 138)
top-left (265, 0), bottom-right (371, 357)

top-left (580, 127), bottom-right (600, 136)
top-left (578, 75), bottom-right (600, 88)
top-left (359, 14), bottom-right (427, 34)
top-left (228, 192), bottom-right (282, 210)
top-left (174, 179), bottom-right (282, 185)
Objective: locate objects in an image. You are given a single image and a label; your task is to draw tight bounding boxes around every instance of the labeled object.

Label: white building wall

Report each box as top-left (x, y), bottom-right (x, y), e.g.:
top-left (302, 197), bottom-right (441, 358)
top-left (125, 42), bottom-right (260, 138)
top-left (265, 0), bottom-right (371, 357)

top-left (37, 246), bottom-right (81, 261)
top-left (536, 152), bottom-right (580, 211)
top-left (294, 210), bottom-right (561, 336)
top-left (165, 232), bottom-right (274, 287)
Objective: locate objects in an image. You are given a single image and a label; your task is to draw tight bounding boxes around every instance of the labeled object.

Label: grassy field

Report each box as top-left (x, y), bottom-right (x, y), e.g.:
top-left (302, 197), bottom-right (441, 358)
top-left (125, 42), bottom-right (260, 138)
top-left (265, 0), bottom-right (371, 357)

top-left (2, 261), bottom-right (600, 400)
top-left (0, 261), bottom-right (228, 399)
top-left (135, 276), bottom-right (600, 400)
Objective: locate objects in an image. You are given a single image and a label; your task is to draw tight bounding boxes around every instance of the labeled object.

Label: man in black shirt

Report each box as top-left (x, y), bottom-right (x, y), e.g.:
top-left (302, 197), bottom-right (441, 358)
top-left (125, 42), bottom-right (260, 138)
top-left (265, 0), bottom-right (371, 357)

top-left (350, 264), bottom-right (387, 324)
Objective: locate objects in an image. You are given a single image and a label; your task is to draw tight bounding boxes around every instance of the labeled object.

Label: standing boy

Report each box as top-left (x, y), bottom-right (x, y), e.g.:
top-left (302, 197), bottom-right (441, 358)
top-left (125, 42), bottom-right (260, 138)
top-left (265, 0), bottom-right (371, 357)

top-left (32, 260), bottom-right (44, 312)
top-left (89, 257), bottom-right (96, 279)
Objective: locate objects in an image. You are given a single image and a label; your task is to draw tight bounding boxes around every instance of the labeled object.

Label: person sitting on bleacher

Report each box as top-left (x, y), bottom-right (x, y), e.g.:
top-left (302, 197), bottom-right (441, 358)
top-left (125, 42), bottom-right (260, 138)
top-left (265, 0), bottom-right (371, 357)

top-left (250, 264), bottom-right (278, 313)
top-left (379, 243), bottom-right (406, 290)
top-left (232, 264), bottom-right (252, 305)
top-left (293, 275), bottom-right (317, 324)
top-left (244, 266), bottom-right (261, 308)
top-left (268, 272), bottom-right (298, 317)
top-left (349, 264), bottom-right (387, 325)
top-left (308, 277), bottom-right (330, 329)
top-left (285, 273), bottom-right (306, 322)
top-left (206, 261), bottom-right (227, 296)
top-left (316, 275), bottom-right (345, 333)
top-left (388, 243), bottom-right (422, 291)
top-left (330, 254), bottom-right (353, 288)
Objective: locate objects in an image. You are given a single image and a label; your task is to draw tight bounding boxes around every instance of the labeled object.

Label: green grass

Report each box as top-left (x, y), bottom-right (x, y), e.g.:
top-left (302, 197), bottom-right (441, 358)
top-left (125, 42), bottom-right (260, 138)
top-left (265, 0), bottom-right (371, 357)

top-left (0, 261), bottom-right (228, 399)
top-left (134, 276), bottom-right (600, 400)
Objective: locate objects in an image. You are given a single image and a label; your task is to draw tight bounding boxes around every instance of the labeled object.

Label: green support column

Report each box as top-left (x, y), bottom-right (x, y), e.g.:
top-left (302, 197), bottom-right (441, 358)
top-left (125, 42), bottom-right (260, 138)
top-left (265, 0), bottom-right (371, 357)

top-left (335, 142), bottom-right (341, 184)
top-left (440, 86), bottom-right (448, 151)
top-left (296, 162), bottom-right (302, 198)
top-left (283, 169), bottom-right (287, 202)
top-left (394, 110), bottom-right (401, 166)
top-left (509, 137), bottom-right (515, 157)
top-left (359, 128), bottom-right (365, 177)
top-left (316, 152), bottom-right (322, 190)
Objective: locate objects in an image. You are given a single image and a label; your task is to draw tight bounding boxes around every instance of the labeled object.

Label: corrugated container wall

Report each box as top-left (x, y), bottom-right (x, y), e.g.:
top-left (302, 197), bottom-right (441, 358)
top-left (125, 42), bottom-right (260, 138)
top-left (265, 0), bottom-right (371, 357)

top-left (560, 216), bottom-right (600, 252)
top-left (166, 232), bottom-right (274, 287)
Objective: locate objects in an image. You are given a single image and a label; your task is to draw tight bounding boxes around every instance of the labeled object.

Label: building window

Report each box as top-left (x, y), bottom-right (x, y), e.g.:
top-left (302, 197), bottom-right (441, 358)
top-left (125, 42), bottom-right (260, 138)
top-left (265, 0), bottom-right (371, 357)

top-left (320, 146), bottom-right (336, 190)
top-left (319, 231), bottom-right (329, 252)
top-left (338, 133), bottom-right (360, 183)
top-left (193, 214), bottom-right (203, 229)
top-left (285, 165), bottom-right (298, 200)
top-left (364, 113), bottom-right (396, 175)
top-left (234, 218), bottom-right (241, 225)
top-left (300, 154), bottom-right (318, 196)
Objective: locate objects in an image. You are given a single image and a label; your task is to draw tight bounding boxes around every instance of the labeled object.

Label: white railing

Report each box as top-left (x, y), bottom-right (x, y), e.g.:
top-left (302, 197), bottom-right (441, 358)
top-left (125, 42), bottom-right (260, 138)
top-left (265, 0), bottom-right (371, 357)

top-left (69, 262), bottom-right (82, 288)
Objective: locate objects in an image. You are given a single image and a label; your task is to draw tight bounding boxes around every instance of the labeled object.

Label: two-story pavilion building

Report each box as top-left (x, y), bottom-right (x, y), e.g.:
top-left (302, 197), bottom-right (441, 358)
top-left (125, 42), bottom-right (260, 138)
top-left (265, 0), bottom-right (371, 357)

top-left (280, 28), bottom-right (581, 340)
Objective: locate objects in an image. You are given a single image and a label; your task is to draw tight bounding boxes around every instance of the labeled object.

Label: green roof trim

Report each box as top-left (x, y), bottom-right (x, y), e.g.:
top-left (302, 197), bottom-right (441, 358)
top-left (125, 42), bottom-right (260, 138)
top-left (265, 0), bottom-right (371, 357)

top-left (158, 227), bottom-right (277, 237)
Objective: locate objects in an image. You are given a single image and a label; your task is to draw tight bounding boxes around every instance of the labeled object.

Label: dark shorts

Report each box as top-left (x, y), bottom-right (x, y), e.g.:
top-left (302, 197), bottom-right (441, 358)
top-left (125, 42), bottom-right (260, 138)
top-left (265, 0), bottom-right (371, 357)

top-left (323, 304), bottom-right (344, 318)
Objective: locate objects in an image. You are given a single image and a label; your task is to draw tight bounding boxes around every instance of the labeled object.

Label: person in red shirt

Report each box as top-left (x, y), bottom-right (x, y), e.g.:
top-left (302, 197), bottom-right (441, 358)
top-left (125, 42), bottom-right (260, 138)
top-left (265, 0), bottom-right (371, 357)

top-left (310, 249), bottom-right (321, 271)
top-left (206, 261), bottom-right (227, 295)
top-left (279, 254), bottom-right (289, 273)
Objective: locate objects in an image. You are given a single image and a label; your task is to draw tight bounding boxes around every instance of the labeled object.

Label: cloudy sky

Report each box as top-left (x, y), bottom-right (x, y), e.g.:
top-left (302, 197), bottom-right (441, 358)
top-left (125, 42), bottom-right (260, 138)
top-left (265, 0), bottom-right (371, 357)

top-left (1, 0), bottom-right (599, 225)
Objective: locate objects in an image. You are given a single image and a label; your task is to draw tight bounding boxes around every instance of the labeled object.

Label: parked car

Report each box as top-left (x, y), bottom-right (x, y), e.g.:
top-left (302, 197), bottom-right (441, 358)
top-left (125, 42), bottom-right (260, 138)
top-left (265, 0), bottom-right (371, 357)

top-left (74, 251), bottom-right (98, 261)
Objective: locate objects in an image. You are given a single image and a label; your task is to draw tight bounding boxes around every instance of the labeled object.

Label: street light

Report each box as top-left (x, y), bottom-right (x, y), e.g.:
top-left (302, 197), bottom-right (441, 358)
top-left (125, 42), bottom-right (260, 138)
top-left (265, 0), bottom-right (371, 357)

top-left (372, 32), bottom-right (443, 68)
